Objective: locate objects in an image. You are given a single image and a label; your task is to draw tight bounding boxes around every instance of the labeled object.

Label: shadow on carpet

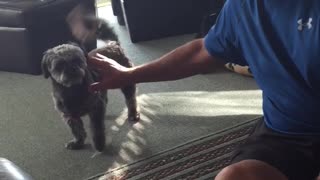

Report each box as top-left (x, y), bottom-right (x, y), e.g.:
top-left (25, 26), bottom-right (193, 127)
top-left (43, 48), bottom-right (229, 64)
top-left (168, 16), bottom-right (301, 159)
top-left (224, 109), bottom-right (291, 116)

top-left (86, 117), bottom-right (261, 180)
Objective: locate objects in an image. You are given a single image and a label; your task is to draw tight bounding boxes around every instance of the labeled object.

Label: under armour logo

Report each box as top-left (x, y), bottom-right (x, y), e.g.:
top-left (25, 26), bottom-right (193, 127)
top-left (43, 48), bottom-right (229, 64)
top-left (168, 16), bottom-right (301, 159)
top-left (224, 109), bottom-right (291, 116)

top-left (297, 18), bottom-right (313, 31)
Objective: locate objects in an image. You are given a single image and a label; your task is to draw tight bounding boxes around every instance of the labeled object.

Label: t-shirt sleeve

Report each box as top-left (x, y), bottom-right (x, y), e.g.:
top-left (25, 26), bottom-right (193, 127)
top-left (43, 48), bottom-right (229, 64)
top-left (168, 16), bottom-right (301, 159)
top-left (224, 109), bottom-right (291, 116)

top-left (204, 0), bottom-right (246, 65)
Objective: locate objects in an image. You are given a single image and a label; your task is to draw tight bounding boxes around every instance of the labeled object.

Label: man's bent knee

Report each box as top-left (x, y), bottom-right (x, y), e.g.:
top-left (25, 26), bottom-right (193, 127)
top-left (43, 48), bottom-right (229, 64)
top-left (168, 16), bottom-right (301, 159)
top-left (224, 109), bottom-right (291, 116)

top-left (215, 160), bottom-right (288, 180)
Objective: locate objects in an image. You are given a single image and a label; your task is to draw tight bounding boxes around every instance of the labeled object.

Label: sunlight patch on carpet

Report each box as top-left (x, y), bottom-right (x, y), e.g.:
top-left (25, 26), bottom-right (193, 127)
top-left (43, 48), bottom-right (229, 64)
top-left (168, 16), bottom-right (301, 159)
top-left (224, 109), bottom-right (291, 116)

top-left (138, 90), bottom-right (263, 117)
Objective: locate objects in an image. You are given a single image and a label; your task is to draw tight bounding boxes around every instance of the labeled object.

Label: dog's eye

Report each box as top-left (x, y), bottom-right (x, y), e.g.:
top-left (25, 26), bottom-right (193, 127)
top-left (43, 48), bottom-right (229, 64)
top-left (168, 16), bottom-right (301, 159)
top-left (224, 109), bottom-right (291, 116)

top-left (72, 58), bottom-right (86, 67)
top-left (54, 62), bottom-right (64, 71)
top-left (71, 58), bottom-right (80, 64)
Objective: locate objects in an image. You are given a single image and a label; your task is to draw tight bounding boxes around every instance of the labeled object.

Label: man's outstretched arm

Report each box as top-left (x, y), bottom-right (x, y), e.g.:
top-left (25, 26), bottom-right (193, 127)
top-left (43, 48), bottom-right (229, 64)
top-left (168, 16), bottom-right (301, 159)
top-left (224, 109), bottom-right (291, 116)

top-left (88, 38), bottom-right (225, 91)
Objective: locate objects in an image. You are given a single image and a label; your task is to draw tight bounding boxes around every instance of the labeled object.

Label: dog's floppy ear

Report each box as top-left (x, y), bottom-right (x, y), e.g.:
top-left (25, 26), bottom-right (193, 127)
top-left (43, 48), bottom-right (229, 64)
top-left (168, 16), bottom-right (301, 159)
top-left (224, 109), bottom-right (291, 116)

top-left (42, 50), bottom-right (53, 79)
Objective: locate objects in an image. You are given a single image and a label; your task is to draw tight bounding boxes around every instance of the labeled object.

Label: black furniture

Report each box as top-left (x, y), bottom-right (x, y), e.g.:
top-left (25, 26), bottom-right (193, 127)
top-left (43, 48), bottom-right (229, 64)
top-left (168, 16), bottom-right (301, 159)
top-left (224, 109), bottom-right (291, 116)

top-left (196, 0), bottom-right (225, 38)
top-left (111, 0), bottom-right (125, 26)
top-left (0, 0), bottom-right (96, 75)
top-left (111, 0), bottom-right (225, 43)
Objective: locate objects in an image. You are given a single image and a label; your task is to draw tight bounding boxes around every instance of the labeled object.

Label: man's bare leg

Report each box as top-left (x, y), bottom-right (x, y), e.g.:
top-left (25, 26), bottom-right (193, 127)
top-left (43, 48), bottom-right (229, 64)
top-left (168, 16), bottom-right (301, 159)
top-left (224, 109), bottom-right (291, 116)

top-left (215, 160), bottom-right (288, 180)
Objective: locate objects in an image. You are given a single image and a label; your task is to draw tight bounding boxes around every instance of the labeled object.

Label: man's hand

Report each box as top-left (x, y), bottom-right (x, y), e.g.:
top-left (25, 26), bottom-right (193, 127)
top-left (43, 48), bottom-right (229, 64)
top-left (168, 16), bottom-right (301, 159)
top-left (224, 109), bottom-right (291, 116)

top-left (87, 39), bottom-right (221, 92)
top-left (88, 53), bottom-right (133, 92)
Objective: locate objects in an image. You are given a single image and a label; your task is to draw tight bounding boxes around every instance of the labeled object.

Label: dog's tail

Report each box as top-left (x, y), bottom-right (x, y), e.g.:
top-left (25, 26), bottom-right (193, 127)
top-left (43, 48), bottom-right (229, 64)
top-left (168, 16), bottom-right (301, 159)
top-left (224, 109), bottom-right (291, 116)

top-left (88, 17), bottom-right (118, 42)
top-left (67, 2), bottom-right (118, 43)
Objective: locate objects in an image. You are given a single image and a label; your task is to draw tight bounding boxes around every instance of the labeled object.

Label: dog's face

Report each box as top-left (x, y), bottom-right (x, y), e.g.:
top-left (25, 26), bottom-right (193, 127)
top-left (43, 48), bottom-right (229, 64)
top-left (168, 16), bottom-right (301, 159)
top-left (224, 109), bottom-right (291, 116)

top-left (42, 44), bottom-right (87, 87)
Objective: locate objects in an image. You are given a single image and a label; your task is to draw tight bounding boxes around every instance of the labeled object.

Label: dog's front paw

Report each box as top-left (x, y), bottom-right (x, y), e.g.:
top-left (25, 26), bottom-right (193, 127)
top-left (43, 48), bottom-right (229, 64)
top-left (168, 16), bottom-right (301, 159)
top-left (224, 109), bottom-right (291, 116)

top-left (128, 112), bottom-right (140, 122)
top-left (93, 135), bottom-right (106, 152)
top-left (65, 140), bottom-right (85, 150)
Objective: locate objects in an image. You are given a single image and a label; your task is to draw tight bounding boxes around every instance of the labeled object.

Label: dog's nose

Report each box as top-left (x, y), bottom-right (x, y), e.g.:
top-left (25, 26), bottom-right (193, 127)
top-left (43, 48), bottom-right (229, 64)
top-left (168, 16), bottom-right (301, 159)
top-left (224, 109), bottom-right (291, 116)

top-left (66, 65), bottom-right (78, 73)
top-left (68, 70), bottom-right (80, 77)
top-left (66, 66), bottom-right (85, 77)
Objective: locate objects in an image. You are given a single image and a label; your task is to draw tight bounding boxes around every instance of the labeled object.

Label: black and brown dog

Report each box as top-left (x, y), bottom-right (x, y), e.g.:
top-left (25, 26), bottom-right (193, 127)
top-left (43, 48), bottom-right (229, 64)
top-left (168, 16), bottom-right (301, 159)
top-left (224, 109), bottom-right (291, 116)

top-left (42, 4), bottom-right (139, 152)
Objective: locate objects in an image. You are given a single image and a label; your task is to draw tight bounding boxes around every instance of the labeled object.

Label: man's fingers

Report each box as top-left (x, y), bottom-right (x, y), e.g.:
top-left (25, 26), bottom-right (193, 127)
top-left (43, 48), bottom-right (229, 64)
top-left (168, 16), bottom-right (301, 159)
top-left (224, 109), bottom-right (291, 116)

top-left (89, 80), bottom-right (116, 92)
top-left (88, 55), bottom-right (107, 68)
top-left (89, 53), bottom-right (107, 60)
top-left (89, 53), bottom-right (106, 61)
top-left (96, 53), bottom-right (108, 59)
top-left (89, 82), bottom-right (105, 92)
top-left (88, 53), bottom-right (121, 69)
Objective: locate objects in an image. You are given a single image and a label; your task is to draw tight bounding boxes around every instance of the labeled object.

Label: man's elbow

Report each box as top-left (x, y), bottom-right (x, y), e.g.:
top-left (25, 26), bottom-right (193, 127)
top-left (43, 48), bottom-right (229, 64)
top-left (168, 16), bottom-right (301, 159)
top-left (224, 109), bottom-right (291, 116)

top-left (196, 40), bottom-right (226, 74)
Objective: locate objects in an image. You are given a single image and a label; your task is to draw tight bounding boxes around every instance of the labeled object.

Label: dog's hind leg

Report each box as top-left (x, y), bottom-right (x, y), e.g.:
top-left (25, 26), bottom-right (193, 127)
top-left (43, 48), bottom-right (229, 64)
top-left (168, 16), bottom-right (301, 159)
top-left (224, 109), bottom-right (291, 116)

top-left (121, 85), bottom-right (140, 122)
top-left (89, 99), bottom-right (106, 152)
top-left (63, 116), bottom-right (87, 150)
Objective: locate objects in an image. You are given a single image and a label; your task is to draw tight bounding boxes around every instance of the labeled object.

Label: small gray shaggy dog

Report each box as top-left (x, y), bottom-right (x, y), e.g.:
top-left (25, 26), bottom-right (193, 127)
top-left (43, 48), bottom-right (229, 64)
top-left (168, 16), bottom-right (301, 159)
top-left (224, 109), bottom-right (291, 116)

top-left (42, 10), bottom-right (139, 152)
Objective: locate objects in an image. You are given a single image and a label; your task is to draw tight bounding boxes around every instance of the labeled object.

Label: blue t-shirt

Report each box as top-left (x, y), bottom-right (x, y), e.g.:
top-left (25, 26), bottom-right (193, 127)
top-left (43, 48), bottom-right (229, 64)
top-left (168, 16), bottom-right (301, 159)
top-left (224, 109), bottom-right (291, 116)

top-left (205, 0), bottom-right (320, 135)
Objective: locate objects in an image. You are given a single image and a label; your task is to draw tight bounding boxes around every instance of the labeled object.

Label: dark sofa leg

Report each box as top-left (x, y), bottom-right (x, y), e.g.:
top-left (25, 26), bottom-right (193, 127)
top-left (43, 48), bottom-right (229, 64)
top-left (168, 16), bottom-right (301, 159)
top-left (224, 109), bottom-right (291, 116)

top-left (111, 0), bottom-right (125, 26)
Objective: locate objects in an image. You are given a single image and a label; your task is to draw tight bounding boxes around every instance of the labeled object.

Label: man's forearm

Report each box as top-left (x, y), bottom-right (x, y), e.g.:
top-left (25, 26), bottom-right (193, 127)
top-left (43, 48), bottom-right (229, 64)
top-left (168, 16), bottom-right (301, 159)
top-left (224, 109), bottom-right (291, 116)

top-left (128, 39), bottom-right (224, 84)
